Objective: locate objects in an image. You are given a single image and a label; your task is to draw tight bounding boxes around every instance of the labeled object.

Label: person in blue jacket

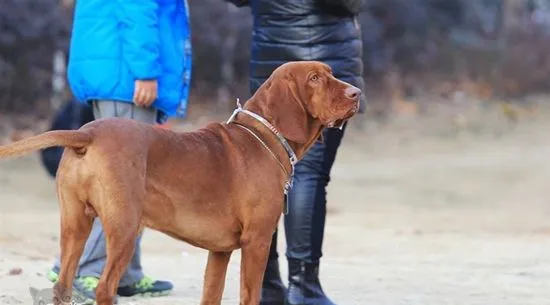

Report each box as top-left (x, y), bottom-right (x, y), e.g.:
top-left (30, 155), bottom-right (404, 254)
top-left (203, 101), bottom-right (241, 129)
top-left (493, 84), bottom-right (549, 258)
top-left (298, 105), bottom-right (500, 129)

top-left (45, 0), bottom-right (193, 302)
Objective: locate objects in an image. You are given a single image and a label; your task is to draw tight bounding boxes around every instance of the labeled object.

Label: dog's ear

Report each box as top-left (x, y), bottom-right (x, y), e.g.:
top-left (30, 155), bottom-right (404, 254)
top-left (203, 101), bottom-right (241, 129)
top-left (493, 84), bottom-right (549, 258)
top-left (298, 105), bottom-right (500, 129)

top-left (266, 77), bottom-right (310, 144)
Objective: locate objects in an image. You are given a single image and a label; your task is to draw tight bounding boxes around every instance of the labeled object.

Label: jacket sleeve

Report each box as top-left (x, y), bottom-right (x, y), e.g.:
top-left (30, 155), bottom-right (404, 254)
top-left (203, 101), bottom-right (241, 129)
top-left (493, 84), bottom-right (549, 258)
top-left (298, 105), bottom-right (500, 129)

top-left (115, 0), bottom-right (161, 80)
top-left (319, 0), bottom-right (364, 15)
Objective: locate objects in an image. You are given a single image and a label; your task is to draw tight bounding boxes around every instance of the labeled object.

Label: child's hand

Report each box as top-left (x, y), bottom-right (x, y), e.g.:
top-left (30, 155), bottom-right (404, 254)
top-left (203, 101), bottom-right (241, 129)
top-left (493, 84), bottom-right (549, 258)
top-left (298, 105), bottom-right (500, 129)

top-left (133, 80), bottom-right (158, 107)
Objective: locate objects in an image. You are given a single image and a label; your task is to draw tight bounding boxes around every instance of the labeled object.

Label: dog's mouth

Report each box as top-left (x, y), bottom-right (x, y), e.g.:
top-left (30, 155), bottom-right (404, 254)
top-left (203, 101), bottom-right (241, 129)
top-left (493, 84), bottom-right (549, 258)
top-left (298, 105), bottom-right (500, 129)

top-left (326, 103), bottom-right (359, 130)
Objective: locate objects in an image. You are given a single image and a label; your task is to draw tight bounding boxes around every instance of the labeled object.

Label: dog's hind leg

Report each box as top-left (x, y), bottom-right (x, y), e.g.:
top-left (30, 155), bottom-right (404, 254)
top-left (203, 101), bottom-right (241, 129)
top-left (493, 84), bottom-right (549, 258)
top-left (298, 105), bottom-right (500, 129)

top-left (53, 189), bottom-right (94, 305)
top-left (93, 187), bottom-right (143, 305)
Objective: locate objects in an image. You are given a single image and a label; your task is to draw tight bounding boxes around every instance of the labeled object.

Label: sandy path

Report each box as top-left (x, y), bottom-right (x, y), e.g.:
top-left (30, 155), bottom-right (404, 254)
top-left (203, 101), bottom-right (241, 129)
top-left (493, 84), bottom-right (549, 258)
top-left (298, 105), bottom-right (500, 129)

top-left (1, 112), bottom-right (549, 305)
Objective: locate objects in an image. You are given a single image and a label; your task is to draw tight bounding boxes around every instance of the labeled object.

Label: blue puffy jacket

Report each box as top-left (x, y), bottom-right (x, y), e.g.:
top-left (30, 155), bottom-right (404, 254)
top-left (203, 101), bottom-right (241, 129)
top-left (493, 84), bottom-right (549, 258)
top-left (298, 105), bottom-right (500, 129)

top-left (67, 0), bottom-right (192, 121)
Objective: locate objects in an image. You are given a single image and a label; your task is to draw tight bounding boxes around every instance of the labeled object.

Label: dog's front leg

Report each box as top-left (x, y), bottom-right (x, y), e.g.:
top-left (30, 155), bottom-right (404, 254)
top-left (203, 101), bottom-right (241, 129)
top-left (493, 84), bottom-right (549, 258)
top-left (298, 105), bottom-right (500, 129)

top-left (239, 233), bottom-right (272, 305)
top-left (200, 251), bottom-right (232, 305)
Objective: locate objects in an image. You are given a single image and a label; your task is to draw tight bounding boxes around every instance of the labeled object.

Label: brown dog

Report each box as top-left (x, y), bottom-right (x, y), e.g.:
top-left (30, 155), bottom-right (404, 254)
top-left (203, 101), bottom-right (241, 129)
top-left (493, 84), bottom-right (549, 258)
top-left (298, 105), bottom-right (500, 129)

top-left (0, 61), bottom-right (360, 305)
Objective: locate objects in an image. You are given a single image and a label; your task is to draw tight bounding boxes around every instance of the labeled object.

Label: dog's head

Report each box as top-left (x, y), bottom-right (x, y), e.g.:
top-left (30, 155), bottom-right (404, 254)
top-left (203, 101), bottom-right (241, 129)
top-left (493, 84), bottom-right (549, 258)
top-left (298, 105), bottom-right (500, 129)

top-left (250, 61), bottom-right (361, 147)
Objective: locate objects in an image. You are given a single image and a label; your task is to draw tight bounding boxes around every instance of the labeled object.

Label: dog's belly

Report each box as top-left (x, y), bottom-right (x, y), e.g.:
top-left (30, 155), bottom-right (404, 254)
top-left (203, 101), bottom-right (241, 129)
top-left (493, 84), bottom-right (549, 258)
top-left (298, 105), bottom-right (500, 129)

top-left (141, 197), bottom-right (242, 252)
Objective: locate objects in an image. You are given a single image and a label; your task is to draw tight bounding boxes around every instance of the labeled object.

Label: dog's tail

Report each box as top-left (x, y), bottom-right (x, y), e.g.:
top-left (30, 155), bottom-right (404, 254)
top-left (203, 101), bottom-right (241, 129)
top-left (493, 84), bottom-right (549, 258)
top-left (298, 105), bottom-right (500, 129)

top-left (0, 130), bottom-right (92, 158)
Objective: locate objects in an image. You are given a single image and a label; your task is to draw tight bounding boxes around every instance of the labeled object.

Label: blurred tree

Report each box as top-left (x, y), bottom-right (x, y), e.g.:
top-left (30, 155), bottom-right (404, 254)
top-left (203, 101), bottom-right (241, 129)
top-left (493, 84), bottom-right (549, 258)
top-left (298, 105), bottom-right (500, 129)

top-left (2, 0), bottom-right (550, 118)
top-left (188, 0), bottom-right (252, 107)
top-left (0, 0), bottom-right (71, 115)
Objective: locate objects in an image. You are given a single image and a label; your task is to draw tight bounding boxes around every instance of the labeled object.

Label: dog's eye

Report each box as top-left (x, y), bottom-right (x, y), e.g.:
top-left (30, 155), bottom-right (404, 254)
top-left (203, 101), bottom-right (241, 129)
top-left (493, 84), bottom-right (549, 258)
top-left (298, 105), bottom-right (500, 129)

top-left (310, 74), bottom-right (319, 82)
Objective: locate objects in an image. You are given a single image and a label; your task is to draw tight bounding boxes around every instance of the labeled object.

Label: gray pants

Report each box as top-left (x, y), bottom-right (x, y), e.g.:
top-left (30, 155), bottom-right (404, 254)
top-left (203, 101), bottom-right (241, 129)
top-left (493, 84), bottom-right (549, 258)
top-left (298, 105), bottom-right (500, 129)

top-left (53, 100), bottom-right (158, 287)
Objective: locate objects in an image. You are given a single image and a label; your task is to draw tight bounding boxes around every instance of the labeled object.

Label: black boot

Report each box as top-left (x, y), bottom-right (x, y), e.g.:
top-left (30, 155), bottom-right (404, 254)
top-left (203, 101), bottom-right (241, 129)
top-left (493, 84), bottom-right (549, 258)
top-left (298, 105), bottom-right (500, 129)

top-left (286, 259), bottom-right (336, 305)
top-left (260, 259), bottom-right (287, 305)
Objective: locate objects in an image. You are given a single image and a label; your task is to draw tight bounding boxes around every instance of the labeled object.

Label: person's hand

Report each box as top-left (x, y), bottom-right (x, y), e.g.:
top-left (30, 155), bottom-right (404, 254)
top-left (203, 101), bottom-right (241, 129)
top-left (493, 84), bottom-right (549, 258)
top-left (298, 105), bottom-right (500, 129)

top-left (133, 79), bottom-right (158, 107)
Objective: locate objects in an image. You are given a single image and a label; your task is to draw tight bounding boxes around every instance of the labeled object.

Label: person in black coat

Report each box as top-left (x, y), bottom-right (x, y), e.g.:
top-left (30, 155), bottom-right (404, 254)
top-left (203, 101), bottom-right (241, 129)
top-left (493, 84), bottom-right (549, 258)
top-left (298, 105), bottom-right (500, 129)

top-left (227, 1), bottom-right (366, 304)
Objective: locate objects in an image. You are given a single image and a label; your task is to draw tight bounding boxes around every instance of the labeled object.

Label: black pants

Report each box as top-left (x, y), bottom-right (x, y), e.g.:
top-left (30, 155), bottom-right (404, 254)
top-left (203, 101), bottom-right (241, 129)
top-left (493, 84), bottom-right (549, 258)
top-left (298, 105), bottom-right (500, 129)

top-left (270, 125), bottom-right (346, 263)
top-left (40, 100), bottom-right (94, 177)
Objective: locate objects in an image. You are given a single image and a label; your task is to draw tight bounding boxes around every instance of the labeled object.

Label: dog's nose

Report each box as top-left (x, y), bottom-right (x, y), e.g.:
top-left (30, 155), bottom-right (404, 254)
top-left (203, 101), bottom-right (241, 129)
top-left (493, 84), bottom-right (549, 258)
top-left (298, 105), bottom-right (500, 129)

top-left (345, 86), bottom-right (361, 100)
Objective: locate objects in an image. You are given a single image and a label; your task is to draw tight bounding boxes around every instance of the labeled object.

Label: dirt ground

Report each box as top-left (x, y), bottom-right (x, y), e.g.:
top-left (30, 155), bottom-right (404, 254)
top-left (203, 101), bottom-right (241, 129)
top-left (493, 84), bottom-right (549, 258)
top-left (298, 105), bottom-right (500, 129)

top-left (0, 100), bottom-right (549, 305)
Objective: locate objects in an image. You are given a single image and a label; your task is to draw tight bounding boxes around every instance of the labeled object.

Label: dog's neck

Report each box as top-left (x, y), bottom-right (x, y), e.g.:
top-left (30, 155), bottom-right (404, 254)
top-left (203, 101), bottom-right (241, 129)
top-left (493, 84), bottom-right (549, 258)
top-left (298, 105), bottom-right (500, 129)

top-left (238, 101), bottom-right (325, 163)
top-left (294, 122), bottom-right (325, 158)
top-left (229, 109), bottom-right (293, 173)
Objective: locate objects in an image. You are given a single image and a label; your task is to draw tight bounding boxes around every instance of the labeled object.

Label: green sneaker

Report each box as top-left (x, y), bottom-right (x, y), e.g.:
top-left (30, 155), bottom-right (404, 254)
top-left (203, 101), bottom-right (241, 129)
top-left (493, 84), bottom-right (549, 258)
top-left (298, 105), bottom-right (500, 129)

top-left (116, 276), bottom-right (173, 297)
top-left (45, 269), bottom-right (103, 304)
top-left (46, 269), bottom-right (59, 283)
top-left (73, 276), bottom-right (100, 304)
top-left (45, 270), bottom-right (172, 300)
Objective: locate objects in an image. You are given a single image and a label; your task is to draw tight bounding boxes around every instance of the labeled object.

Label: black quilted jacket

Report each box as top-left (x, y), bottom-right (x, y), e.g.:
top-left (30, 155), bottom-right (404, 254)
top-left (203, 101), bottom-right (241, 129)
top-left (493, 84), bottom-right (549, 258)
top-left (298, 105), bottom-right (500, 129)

top-left (229, 0), bottom-right (366, 113)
